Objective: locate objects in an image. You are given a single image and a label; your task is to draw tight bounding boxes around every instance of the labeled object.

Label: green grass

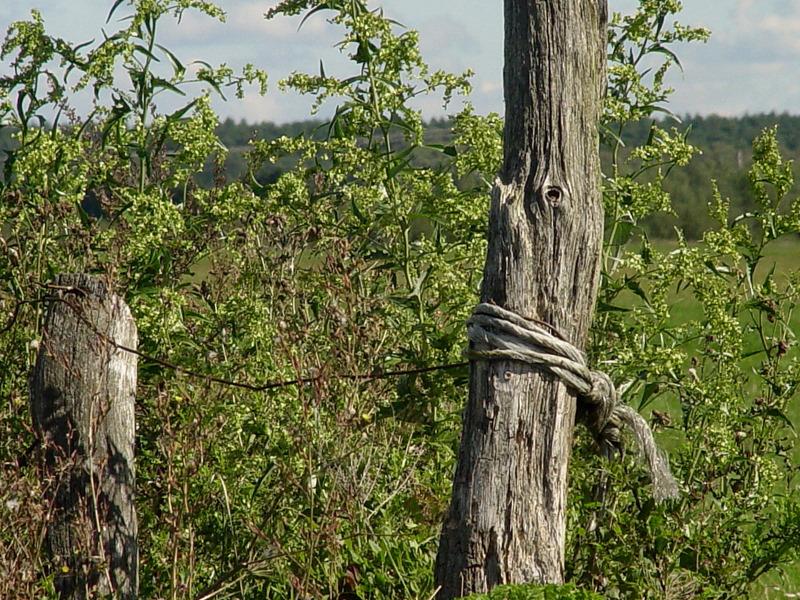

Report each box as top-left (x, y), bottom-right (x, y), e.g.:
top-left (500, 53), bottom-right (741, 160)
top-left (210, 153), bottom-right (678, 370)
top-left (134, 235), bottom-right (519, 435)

top-left (648, 237), bottom-right (800, 599)
top-left (187, 236), bottom-right (800, 597)
top-left (653, 237), bottom-right (800, 387)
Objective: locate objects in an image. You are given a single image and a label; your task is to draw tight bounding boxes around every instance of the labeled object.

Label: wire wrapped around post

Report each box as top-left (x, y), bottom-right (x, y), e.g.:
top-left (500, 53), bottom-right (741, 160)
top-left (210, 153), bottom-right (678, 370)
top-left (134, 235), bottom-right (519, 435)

top-left (464, 302), bottom-right (680, 503)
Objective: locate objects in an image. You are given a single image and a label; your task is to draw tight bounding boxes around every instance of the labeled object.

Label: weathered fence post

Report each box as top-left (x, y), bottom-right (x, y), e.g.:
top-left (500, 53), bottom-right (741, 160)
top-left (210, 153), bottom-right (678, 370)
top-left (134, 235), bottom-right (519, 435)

top-left (435, 0), bottom-right (607, 597)
top-left (30, 273), bottom-right (138, 600)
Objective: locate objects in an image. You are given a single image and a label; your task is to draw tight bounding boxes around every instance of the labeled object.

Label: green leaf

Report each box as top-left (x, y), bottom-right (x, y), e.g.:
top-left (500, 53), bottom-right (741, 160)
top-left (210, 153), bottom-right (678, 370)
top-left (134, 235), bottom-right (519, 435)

top-left (426, 143), bottom-right (458, 156)
top-left (638, 381), bottom-right (661, 411)
top-left (625, 278), bottom-right (648, 302)
top-left (609, 217), bottom-right (635, 247)
top-left (132, 42), bottom-right (160, 63)
top-left (155, 43), bottom-right (186, 78)
top-left (151, 76), bottom-right (185, 96)
top-left (298, 3), bottom-right (335, 31)
top-left (596, 301), bottom-right (631, 313)
top-left (106, 0), bottom-right (126, 23)
top-left (166, 99), bottom-right (198, 122)
top-left (650, 43), bottom-right (683, 70)
top-left (765, 407), bottom-right (794, 430)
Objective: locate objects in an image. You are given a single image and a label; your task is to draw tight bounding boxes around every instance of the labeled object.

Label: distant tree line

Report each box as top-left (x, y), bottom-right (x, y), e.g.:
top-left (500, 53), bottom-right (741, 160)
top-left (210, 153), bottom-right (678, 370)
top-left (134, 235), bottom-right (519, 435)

top-left (2, 112), bottom-right (796, 240)
top-left (210, 113), bottom-right (800, 240)
top-left (614, 113), bottom-right (800, 238)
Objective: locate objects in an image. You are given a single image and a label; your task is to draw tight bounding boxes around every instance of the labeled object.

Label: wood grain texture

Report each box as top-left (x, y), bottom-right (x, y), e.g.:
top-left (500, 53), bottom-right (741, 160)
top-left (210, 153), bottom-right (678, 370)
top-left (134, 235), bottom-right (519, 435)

top-left (435, 1), bottom-right (607, 597)
top-left (30, 274), bottom-right (138, 600)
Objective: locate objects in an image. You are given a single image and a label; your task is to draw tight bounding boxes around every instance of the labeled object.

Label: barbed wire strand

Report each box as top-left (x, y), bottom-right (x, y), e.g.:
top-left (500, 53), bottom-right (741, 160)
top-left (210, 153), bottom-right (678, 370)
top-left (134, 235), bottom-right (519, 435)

top-left (5, 289), bottom-right (679, 501)
top-left (5, 289), bottom-right (468, 392)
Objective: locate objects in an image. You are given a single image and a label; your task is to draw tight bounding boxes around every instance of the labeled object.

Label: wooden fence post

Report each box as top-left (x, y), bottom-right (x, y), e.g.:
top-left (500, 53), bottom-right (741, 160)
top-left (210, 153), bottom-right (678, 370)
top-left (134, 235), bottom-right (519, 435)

top-left (30, 273), bottom-right (138, 600)
top-left (435, 0), bottom-right (607, 597)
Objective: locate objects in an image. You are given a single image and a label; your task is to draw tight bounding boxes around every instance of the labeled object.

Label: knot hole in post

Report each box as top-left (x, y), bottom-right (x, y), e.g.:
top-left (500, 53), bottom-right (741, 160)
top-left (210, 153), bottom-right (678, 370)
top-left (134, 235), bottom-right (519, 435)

top-left (544, 185), bottom-right (563, 207)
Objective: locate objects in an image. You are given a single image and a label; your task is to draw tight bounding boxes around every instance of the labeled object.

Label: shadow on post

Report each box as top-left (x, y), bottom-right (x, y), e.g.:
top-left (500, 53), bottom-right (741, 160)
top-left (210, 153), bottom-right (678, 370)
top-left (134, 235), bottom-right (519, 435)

top-left (30, 273), bottom-right (138, 600)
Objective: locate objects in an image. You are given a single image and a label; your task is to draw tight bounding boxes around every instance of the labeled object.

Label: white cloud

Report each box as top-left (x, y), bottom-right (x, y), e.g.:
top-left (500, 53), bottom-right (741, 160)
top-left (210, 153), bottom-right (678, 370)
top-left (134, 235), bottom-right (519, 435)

top-left (2, 0), bottom-right (799, 122)
top-left (725, 0), bottom-right (800, 55)
top-left (733, 0), bottom-right (756, 26)
top-left (162, 2), bottom-right (337, 50)
top-left (214, 90), bottom-right (294, 124)
top-left (229, 3), bottom-right (332, 39)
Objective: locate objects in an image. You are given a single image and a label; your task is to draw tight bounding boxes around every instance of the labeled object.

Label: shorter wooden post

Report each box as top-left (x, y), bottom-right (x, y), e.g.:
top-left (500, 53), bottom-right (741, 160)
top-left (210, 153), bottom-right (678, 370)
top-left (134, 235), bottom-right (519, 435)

top-left (30, 274), bottom-right (138, 600)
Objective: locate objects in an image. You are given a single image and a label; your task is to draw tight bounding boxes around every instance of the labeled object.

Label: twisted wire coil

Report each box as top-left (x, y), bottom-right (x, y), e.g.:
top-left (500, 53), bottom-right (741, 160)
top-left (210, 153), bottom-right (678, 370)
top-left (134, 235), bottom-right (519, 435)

top-left (464, 302), bottom-right (679, 503)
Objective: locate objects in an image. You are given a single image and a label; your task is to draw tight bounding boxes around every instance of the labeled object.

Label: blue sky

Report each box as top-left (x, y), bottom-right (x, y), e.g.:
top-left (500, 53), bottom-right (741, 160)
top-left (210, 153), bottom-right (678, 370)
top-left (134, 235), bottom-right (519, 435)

top-left (2, 1), bottom-right (799, 123)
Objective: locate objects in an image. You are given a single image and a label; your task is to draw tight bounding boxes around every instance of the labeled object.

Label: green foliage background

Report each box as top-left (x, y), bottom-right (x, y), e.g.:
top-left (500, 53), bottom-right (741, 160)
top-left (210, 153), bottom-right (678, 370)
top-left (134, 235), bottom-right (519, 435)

top-left (195, 112), bottom-right (800, 243)
top-left (1, 1), bottom-right (799, 599)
